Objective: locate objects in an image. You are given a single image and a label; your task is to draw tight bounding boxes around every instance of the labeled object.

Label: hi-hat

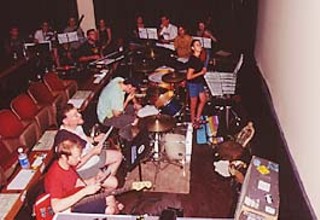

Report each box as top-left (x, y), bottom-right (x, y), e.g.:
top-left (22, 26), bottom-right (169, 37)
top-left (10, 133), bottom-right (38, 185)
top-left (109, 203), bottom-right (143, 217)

top-left (162, 71), bottom-right (186, 83)
top-left (144, 114), bottom-right (176, 132)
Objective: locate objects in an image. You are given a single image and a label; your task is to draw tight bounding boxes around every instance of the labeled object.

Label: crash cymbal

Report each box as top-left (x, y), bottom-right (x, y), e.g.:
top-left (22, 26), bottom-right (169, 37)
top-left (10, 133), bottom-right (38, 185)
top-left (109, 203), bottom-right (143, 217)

top-left (144, 114), bottom-right (176, 132)
top-left (162, 71), bottom-right (186, 83)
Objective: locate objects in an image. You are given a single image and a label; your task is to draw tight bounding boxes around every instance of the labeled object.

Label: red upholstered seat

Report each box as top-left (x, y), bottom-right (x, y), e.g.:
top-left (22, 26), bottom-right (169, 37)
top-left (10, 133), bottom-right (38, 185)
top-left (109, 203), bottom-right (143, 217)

top-left (0, 140), bottom-right (19, 183)
top-left (11, 93), bottom-right (57, 133)
top-left (43, 71), bottom-right (78, 99)
top-left (0, 109), bottom-right (40, 151)
top-left (0, 109), bottom-right (24, 138)
top-left (28, 81), bottom-right (68, 118)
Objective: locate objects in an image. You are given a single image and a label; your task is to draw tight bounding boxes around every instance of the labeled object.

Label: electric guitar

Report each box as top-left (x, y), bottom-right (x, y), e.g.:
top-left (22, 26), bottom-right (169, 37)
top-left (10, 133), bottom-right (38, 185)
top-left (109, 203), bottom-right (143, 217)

top-left (33, 181), bottom-right (152, 220)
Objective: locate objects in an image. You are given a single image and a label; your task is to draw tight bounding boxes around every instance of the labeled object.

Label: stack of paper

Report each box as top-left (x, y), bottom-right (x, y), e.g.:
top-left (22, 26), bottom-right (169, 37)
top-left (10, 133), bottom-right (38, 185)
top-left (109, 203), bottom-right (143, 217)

top-left (7, 169), bottom-right (36, 190)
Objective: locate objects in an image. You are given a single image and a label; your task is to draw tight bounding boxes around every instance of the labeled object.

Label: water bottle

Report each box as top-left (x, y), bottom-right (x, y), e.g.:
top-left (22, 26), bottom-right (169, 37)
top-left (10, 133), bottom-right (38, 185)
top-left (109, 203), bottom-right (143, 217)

top-left (18, 147), bottom-right (30, 169)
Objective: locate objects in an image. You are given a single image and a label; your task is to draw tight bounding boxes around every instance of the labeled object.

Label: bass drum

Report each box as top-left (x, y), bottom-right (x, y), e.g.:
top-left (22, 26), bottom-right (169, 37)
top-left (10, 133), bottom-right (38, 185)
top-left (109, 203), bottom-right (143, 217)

top-left (162, 133), bottom-right (186, 161)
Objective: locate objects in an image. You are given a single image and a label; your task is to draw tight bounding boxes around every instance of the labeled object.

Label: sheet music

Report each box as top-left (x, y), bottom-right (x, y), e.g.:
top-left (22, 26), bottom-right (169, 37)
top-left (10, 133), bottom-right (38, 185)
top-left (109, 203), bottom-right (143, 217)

top-left (32, 130), bottom-right (58, 151)
top-left (138, 28), bottom-right (148, 39)
top-left (70, 90), bottom-right (93, 100)
top-left (7, 169), bottom-right (36, 190)
top-left (57, 31), bottom-right (78, 44)
top-left (192, 36), bottom-right (211, 49)
top-left (138, 28), bottom-right (158, 40)
top-left (146, 28), bottom-right (158, 40)
top-left (0, 193), bottom-right (20, 219)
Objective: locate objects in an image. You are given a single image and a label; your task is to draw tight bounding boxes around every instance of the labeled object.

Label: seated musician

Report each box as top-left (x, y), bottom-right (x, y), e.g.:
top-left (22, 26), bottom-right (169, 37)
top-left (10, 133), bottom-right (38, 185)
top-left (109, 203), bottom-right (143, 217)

top-left (54, 104), bottom-right (123, 189)
top-left (97, 77), bottom-right (141, 129)
top-left (76, 29), bottom-right (101, 64)
top-left (45, 138), bottom-right (124, 214)
top-left (172, 25), bottom-right (192, 70)
top-left (158, 15), bottom-right (178, 43)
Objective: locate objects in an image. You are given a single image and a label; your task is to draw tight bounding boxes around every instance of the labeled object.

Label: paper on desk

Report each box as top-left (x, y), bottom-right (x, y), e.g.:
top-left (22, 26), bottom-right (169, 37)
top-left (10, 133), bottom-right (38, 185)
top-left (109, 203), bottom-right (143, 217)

top-left (68, 99), bottom-right (84, 109)
top-left (7, 169), bottom-right (36, 190)
top-left (0, 193), bottom-right (20, 219)
top-left (32, 130), bottom-right (58, 151)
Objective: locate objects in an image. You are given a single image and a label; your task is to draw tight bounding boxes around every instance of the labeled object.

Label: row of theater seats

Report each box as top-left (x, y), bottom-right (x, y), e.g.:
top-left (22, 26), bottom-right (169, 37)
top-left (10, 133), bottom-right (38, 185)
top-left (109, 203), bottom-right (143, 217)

top-left (0, 72), bottom-right (78, 186)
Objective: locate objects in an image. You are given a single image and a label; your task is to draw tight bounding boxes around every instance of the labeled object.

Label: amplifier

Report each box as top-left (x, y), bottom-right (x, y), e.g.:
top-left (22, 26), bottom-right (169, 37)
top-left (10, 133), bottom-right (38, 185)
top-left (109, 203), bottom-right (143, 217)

top-left (120, 127), bottom-right (150, 171)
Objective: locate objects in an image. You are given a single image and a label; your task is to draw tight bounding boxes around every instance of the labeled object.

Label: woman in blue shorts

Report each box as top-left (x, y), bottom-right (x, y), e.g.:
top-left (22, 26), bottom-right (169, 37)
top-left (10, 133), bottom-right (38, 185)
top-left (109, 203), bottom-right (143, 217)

top-left (186, 39), bottom-right (207, 128)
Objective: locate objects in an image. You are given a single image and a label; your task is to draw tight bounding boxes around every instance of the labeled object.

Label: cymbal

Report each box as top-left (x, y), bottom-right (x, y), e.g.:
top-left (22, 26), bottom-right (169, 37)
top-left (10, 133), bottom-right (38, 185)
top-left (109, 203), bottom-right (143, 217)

top-left (133, 60), bottom-right (156, 73)
top-left (144, 114), bottom-right (176, 132)
top-left (162, 72), bottom-right (186, 83)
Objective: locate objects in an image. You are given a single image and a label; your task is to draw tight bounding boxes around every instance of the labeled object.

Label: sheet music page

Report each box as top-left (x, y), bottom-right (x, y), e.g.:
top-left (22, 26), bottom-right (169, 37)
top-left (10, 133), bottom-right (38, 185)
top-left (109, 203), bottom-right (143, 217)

top-left (57, 33), bottom-right (68, 44)
top-left (192, 36), bottom-right (203, 46)
top-left (7, 169), bottom-right (36, 190)
top-left (66, 31), bottom-right (78, 43)
top-left (138, 28), bottom-right (148, 39)
top-left (68, 99), bottom-right (85, 109)
top-left (204, 72), bottom-right (223, 96)
top-left (32, 130), bottom-right (58, 151)
top-left (147, 28), bottom-right (158, 40)
top-left (58, 32), bottom-right (78, 44)
top-left (0, 193), bottom-right (20, 219)
top-left (71, 90), bottom-right (93, 100)
top-left (203, 38), bottom-right (212, 49)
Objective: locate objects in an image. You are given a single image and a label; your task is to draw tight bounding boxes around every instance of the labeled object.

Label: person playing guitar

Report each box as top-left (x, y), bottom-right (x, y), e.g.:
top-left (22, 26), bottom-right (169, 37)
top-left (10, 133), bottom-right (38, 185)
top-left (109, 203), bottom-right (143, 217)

top-left (34, 138), bottom-right (152, 219)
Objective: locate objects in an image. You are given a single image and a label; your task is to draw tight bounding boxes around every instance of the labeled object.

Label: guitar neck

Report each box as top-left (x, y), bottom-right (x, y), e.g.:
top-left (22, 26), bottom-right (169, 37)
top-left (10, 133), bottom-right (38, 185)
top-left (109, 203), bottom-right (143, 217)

top-left (76, 185), bottom-right (131, 207)
top-left (98, 126), bottom-right (114, 146)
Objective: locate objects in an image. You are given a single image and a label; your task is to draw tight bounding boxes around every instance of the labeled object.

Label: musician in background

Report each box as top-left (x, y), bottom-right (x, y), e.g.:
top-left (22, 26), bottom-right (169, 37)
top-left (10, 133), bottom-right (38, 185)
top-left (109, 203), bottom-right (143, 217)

top-left (131, 14), bottom-right (145, 40)
top-left (174, 25), bottom-right (192, 59)
top-left (97, 18), bottom-right (112, 55)
top-left (196, 21), bottom-right (218, 67)
top-left (3, 25), bottom-right (24, 60)
top-left (97, 77), bottom-right (141, 129)
top-left (64, 16), bottom-right (86, 51)
top-left (54, 104), bottom-right (123, 189)
top-left (34, 21), bottom-right (55, 43)
top-left (158, 15), bottom-right (178, 43)
top-left (186, 39), bottom-right (207, 129)
top-left (76, 29), bottom-right (101, 64)
top-left (33, 21), bottom-right (59, 68)
top-left (45, 138), bottom-right (123, 214)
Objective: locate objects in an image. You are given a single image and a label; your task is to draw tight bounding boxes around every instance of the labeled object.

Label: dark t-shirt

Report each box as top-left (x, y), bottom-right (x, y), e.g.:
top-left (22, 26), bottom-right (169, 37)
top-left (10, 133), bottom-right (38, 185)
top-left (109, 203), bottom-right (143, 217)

top-left (76, 41), bottom-right (100, 61)
top-left (187, 55), bottom-right (205, 84)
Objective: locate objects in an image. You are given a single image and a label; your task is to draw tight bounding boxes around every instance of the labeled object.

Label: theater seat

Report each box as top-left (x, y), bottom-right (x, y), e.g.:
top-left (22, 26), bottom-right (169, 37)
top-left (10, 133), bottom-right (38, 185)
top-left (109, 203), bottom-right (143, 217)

top-left (28, 81), bottom-right (68, 119)
top-left (0, 140), bottom-right (19, 184)
top-left (43, 71), bottom-right (78, 99)
top-left (11, 93), bottom-right (57, 134)
top-left (0, 109), bottom-right (40, 151)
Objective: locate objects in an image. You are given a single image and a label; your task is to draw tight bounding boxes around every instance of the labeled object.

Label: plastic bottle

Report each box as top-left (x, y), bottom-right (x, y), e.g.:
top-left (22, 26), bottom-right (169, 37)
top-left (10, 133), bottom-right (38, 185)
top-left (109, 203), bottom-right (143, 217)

top-left (18, 147), bottom-right (30, 169)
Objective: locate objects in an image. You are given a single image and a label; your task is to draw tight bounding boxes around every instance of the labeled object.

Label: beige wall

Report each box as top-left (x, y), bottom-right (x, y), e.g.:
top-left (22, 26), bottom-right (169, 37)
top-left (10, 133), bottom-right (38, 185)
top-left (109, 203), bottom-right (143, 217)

top-left (76, 0), bottom-right (96, 34)
top-left (255, 0), bottom-right (320, 217)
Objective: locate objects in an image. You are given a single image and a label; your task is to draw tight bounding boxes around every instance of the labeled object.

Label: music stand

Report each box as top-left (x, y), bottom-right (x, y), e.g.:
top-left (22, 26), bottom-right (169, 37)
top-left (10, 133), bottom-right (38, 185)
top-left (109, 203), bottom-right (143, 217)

top-left (138, 27), bottom-right (158, 40)
top-left (192, 36), bottom-right (212, 49)
top-left (204, 54), bottom-right (244, 130)
top-left (57, 31), bottom-right (78, 44)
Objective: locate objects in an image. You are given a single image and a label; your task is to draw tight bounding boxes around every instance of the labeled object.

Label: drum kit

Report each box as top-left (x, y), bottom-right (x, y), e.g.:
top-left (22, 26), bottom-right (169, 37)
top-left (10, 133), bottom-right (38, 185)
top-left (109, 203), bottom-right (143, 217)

top-left (123, 55), bottom-right (189, 164)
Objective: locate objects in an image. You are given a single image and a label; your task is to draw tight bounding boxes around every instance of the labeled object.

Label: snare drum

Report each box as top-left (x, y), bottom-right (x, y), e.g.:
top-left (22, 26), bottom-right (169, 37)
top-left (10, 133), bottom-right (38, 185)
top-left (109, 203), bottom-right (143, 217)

top-left (163, 133), bottom-right (186, 161)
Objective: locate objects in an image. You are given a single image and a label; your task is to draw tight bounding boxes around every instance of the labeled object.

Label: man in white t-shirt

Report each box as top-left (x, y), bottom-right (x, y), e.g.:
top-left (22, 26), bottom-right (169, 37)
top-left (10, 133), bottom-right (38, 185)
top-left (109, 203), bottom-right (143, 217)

top-left (158, 15), bottom-right (178, 43)
top-left (53, 104), bottom-right (123, 189)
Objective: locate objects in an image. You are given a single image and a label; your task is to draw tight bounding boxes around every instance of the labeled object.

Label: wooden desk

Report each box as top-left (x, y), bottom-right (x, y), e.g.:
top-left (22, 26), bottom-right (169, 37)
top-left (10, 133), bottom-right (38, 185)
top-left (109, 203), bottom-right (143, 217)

top-left (0, 150), bottom-right (54, 219)
top-left (69, 68), bottom-right (114, 112)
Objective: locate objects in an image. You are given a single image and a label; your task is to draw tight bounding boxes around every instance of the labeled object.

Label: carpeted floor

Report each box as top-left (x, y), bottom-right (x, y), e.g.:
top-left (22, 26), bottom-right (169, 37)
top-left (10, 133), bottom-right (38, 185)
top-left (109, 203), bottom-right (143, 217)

top-left (124, 157), bottom-right (191, 194)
